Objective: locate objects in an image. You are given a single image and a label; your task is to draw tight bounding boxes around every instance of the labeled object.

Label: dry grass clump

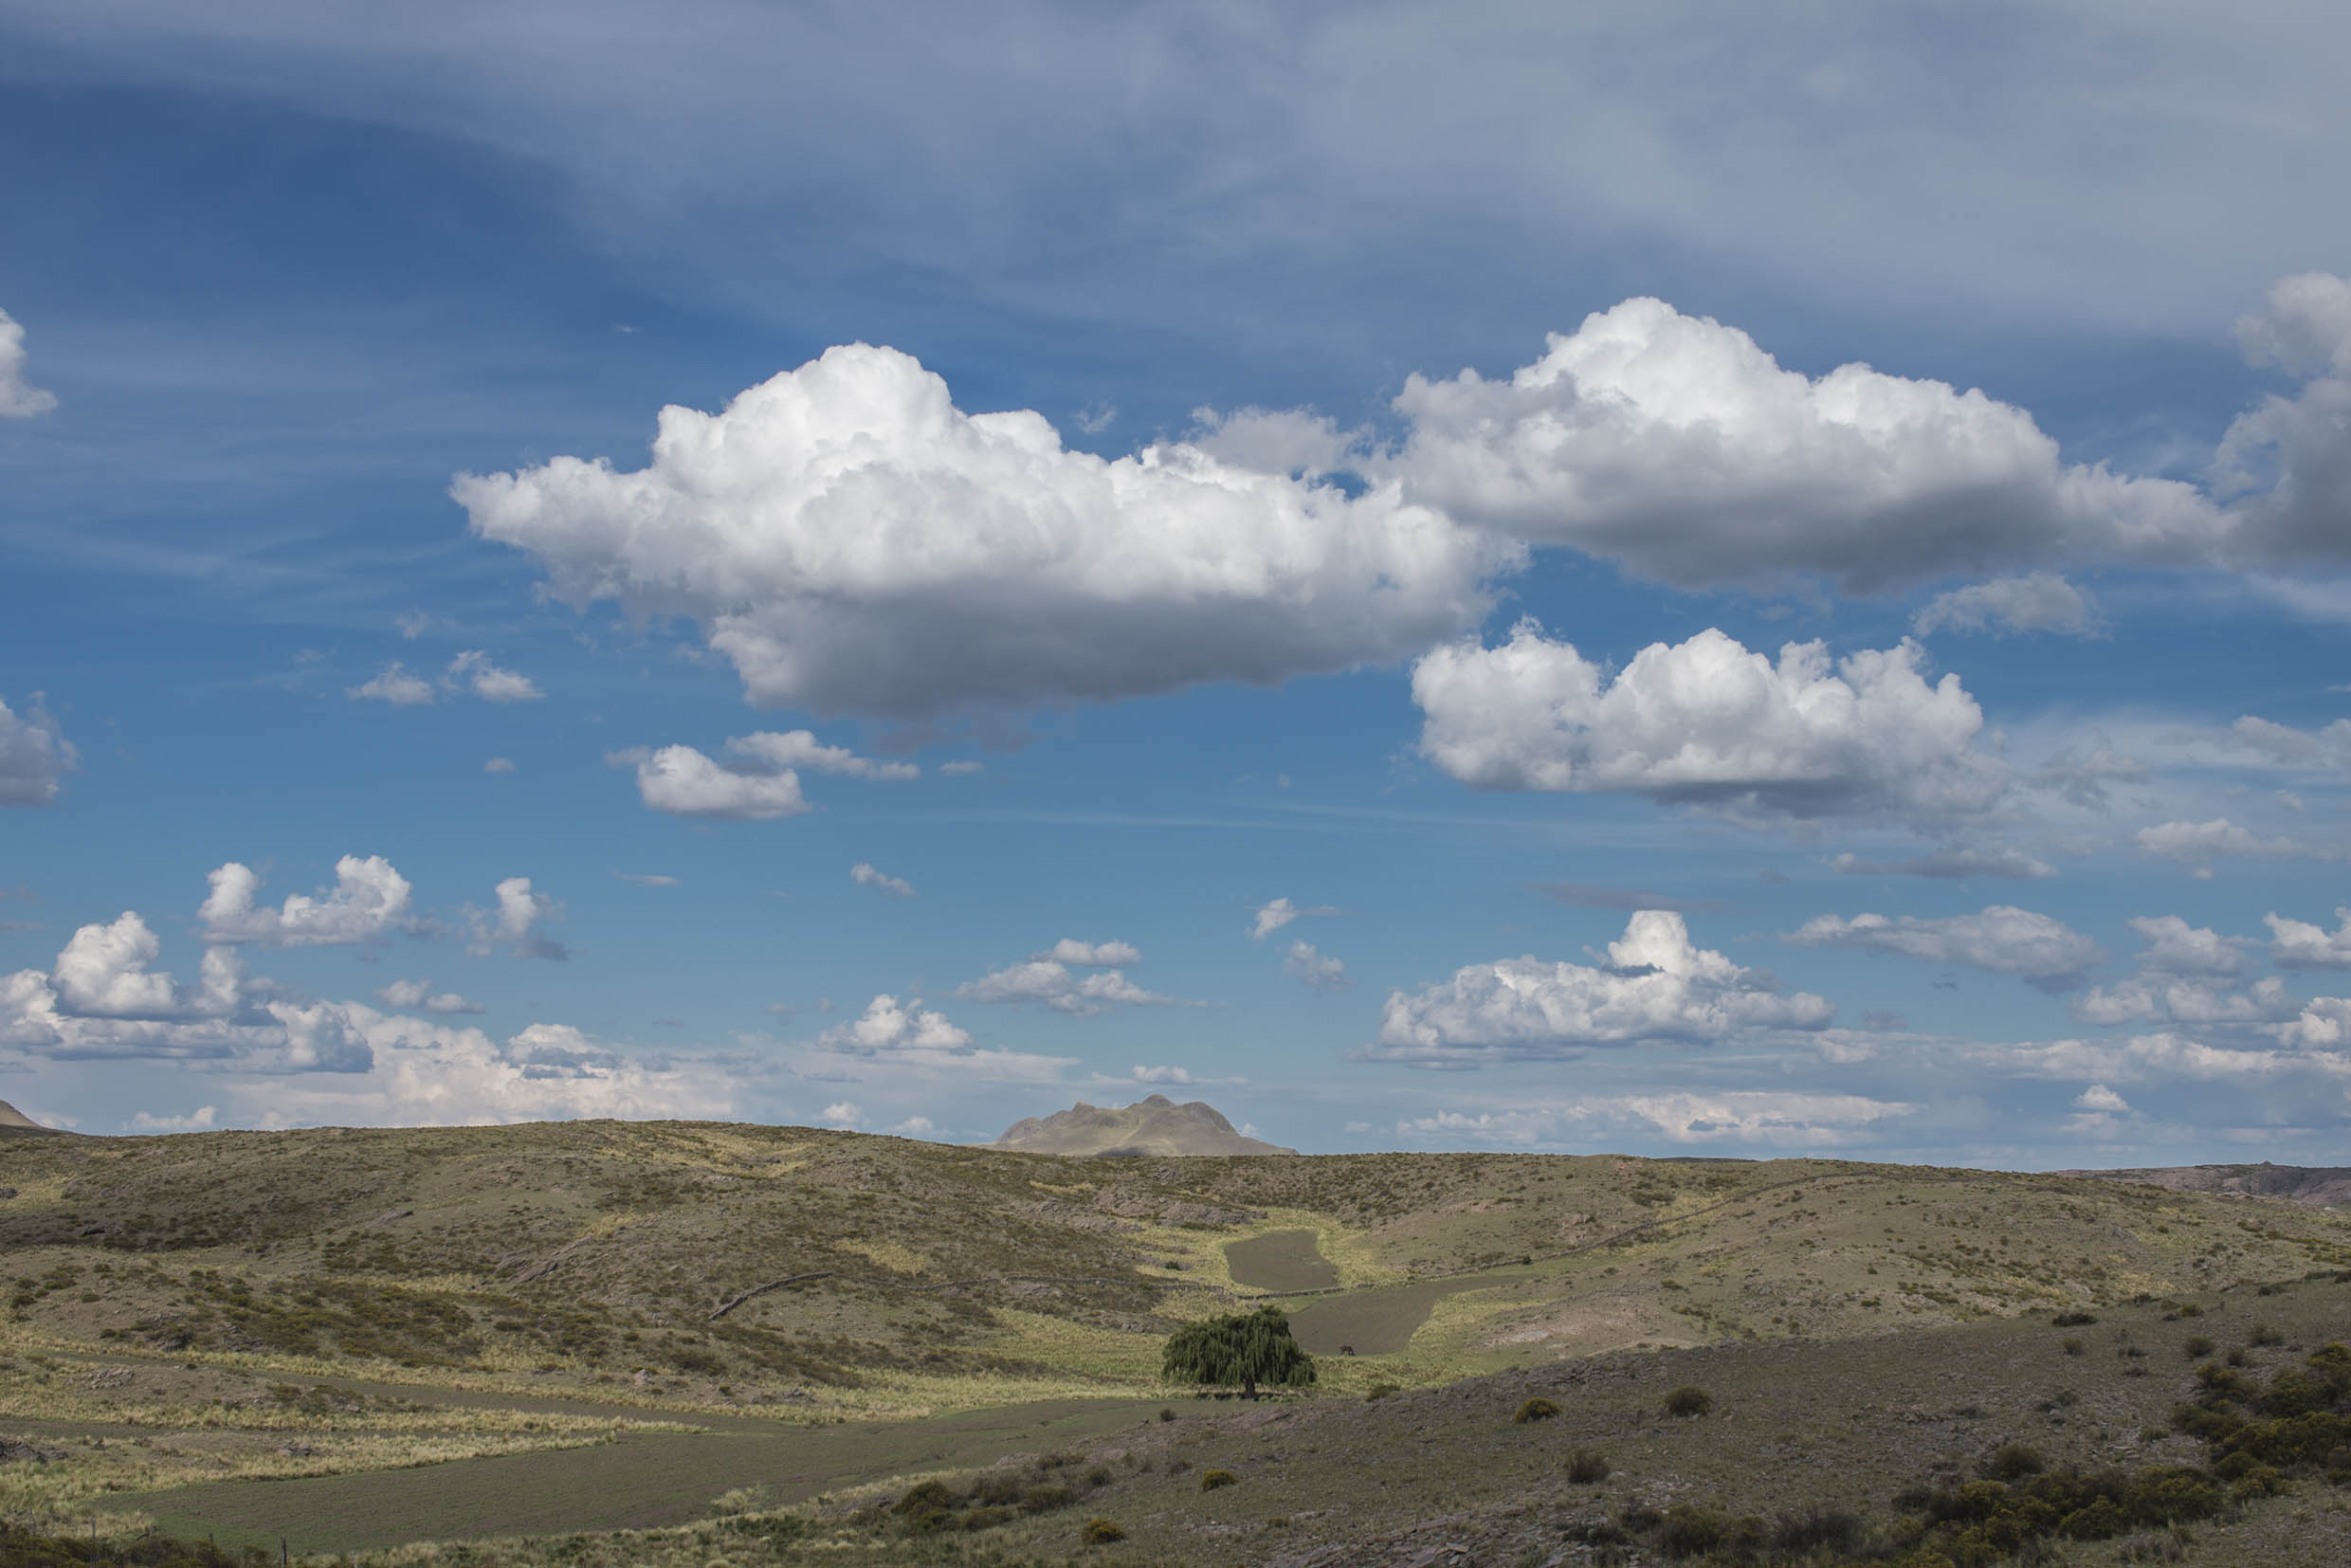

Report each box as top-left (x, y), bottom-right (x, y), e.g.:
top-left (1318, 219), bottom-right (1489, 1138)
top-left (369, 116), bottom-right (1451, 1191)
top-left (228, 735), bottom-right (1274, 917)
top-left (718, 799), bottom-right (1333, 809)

top-left (1512, 1395), bottom-right (1559, 1423)
top-left (1198, 1468), bottom-right (1238, 1491)
top-left (1565, 1447), bottom-right (1610, 1484)
top-left (1663, 1384), bottom-right (1712, 1417)
top-left (1078, 1517), bottom-right (1126, 1543)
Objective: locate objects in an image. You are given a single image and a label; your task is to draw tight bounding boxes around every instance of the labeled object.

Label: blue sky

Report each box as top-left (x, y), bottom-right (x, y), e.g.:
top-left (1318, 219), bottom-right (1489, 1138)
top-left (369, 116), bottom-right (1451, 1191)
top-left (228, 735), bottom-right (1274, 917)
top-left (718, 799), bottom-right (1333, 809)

top-left (4, 2), bottom-right (2350, 1165)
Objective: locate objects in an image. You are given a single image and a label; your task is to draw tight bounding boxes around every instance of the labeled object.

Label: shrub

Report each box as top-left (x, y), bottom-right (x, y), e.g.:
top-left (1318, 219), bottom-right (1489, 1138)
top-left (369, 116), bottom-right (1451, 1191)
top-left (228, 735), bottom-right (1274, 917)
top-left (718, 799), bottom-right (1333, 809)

top-left (2185, 1337), bottom-right (2215, 1358)
top-left (2177, 1303), bottom-right (2205, 1318)
top-left (1566, 1447), bottom-right (1611, 1484)
top-left (2053, 1311), bottom-right (2099, 1327)
top-left (1664, 1385), bottom-right (1713, 1417)
top-left (1768, 1505), bottom-right (1862, 1554)
top-left (1021, 1484), bottom-right (1076, 1514)
top-left (1085, 1465), bottom-right (1113, 1486)
top-left (1157, 1407), bottom-right (1176, 1422)
top-left (2251, 1323), bottom-right (2285, 1347)
top-left (1365, 1381), bottom-right (1399, 1400)
top-left (1079, 1518), bottom-right (1127, 1544)
top-left (1982, 1443), bottom-right (2048, 1482)
top-left (1654, 1504), bottom-right (1726, 1558)
top-left (1200, 1468), bottom-right (1238, 1491)
top-left (1514, 1396), bottom-right (1560, 1423)
top-left (2063, 1337), bottom-right (2086, 1356)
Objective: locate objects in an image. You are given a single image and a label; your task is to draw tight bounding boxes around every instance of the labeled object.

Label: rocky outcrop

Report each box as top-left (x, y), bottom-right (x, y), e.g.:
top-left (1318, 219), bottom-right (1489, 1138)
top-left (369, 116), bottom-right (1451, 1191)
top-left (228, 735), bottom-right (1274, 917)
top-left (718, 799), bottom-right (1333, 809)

top-left (993, 1095), bottom-right (1295, 1157)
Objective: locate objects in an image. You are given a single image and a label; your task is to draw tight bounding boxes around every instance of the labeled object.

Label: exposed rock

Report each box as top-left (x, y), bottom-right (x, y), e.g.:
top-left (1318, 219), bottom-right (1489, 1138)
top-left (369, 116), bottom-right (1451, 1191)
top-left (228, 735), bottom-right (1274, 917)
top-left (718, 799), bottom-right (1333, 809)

top-left (993, 1094), bottom-right (1295, 1157)
top-left (2058, 1161), bottom-right (2351, 1208)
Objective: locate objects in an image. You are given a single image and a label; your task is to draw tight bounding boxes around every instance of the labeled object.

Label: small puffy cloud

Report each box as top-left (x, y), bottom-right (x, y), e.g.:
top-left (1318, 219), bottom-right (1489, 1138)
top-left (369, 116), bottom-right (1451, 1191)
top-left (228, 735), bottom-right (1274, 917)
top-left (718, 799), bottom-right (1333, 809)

top-left (1831, 846), bottom-right (2054, 880)
top-left (1284, 939), bottom-right (1352, 992)
top-left (1381, 298), bottom-right (2220, 593)
top-left (2128, 915), bottom-right (2248, 977)
top-left (2075, 1084), bottom-right (2131, 1114)
top-left (1040, 939), bottom-right (1139, 966)
top-left (2136, 818), bottom-right (2303, 872)
top-left (1132, 1064), bottom-right (1194, 1085)
top-left (1782, 904), bottom-right (2102, 992)
top-left (484, 757), bottom-right (517, 775)
top-left (0, 307), bottom-right (58, 418)
top-left (128, 1105), bottom-right (218, 1134)
top-left (456, 343), bottom-right (1508, 718)
top-left (957, 960), bottom-right (1180, 1017)
top-left (850, 862), bottom-right (916, 898)
top-left (373, 978), bottom-right (482, 1015)
top-left (346, 663), bottom-right (437, 705)
top-left (1412, 623), bottom-right (2003, 821)
top-left (0, 695), bottom-right (75, 807)
top-left (466, 877), bottom-right (567, 960)
top-left (1912, 573), bottom-right (2101, 638)
top-left (2268, 907), bottom-right (2351, 969)
top-left (889, 1115), bottom-right (939, 1138)
top-left (820, 1101), bottom-right (862, 1126)
top-left (445, 649), bottom-right (543, 702)
top-left (724, 730), bottom-right (918, 780)
top-left (610, 744), bottom-right (810, 820)
top-left (199, 857), bottom-right (415, 948)
top-left (1369, 910), bottom-right (1832, 1067)
top-left (819, 994), bottom-right (973, 1054)
top-left (2237, 272), bottom-right (2351, 380)
top-left (2069, 974), bottom-right (2292, 1028)
top-left (1249, 897), bottom-right (1336, 939)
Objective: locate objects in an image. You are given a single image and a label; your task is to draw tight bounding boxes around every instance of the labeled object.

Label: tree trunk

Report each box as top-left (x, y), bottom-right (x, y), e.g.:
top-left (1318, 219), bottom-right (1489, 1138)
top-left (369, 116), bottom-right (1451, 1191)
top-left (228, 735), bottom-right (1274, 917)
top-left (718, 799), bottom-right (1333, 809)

top-left (1243, 1377), bottom-right (1257, 1401)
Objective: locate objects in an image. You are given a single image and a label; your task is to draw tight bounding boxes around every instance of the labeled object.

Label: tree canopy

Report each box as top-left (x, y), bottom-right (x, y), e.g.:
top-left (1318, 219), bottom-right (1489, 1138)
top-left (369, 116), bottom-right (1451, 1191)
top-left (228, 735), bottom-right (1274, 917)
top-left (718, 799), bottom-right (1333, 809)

top-left (1161, 1304), bottom-right (1316, 1398)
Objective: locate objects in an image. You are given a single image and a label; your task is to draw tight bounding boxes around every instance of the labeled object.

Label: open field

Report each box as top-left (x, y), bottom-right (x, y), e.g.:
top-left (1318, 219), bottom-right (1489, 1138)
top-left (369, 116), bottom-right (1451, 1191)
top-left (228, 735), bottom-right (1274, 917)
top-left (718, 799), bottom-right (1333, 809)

top-left (5, 1119), bottom-right (2350, 1560)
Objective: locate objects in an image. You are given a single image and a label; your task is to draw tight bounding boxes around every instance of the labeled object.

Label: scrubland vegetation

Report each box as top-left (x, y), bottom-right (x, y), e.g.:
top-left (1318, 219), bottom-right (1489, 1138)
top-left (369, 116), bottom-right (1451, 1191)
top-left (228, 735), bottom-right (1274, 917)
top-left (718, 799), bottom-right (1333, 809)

top-left (5, 1120), bottom-right (2349, 1561)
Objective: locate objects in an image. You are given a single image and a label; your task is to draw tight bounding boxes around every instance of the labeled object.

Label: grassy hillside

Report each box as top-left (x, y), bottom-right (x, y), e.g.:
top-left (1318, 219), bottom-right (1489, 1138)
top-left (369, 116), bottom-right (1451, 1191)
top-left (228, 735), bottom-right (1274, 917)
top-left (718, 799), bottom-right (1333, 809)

top-left (3, 1119), bottom-right (2348, 1558)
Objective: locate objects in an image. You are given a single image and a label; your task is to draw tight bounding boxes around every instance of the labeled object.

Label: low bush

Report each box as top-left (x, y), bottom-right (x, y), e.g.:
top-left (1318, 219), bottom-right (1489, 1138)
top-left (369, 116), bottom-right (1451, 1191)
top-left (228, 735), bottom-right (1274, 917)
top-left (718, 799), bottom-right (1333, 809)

top-left (2184, 1336), bottom-right (2215, 1358)
top-left (2052, 1311), bottom-right (2099, 1327)
top-left (1513, 1396), bottom-right (1560, 1423)
top-left (1200, 1468), bottom-right (1238, 1491)
top-left (2251, 1323), bottom-right (2285, 1347)
top-left (1981, 1443), bottom-right (2047, 1482)
top-left (1566, 1447), bottom-right (1611, 1484)
top-left (1365, 1381), bottom-right (1399, 1400)
top-left (1664, 1385), bottom-right (1713, 1417)
top-left (1079, 1517), bottom-right (1127, 1544)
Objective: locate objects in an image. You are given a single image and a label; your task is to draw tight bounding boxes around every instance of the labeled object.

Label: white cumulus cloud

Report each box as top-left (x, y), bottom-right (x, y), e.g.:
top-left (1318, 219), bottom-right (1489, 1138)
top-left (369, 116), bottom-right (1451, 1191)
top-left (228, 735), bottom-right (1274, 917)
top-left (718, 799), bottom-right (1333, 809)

top-left (1369, 909), bottom-right (1832, 1066)
top-left (373, 978), bottom-right (483, 1015)
top-left (1781, 904), bottom-right (2103, 992)
top-left (1039, 939), bottom-right (1140, 966)
top-left (819, 994), bottom-right (973, 1054)
top-left (0, 695), bottom-right (75, 807)
top-left (445, 649), bottom-right (543, 702)
top-left (2269, 907), bottom-right (2351, 969)
top-left (456, 343), bottom-right (1509, 717)
top-left (346, 663), bottom-right (438, 705)
top-left (1912, 573), bottom-right (2102, 638)
top-left (1248, 897), bottom-right (1337, 939)
top-left (957, 960), bottom-right (1180, 1017)
top-left (465, 877), bottom-right (567, 960)
top-left (724, 730), bottom-right (918, 779)
top-left (0, 307), bottom-right (58, 418)
top-left (850, 862), bottom-right (915, 898)
top-left (1131, 1064), bottom-right (1195, 1085)
top-left (1284, 939), bottom-right (1351, 992)
top-left (199, 857), bottom-right (416, 948)
top-left (2217, 272), bottom-right (2351, 561)
top-left (1378, 298), bottom-right (2221, 593)
top-left (2136, 818), bottom-right (2303, 872)
top-left (609, 743), bottom-right (810, 820)
top-left (1412, 623), bottom-right (2003, 820)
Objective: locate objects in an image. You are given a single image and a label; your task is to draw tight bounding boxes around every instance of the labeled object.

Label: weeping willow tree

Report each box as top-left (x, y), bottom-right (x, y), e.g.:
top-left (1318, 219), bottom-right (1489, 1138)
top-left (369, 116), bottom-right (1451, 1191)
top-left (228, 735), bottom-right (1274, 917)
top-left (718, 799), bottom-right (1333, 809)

top-left (1161, 1304), bottom-right (1316, 1399)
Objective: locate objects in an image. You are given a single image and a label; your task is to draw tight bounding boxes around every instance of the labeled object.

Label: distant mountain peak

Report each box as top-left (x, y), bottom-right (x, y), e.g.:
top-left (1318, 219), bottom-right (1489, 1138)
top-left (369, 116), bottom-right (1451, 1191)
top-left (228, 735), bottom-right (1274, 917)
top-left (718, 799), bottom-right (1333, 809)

top-left (0, 1098), bottom-right (56, 1134)
top-left (993, 1096), bottom-right (1294, 1157)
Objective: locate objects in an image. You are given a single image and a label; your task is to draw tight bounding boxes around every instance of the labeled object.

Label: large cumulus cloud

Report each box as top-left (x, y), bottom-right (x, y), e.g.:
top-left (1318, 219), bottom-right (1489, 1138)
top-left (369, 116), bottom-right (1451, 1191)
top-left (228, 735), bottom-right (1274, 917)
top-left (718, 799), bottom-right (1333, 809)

top-left (0, 695), bottom-right (74, 807)
top-left (1377, 298), bottom-right (2224, 592)
top-left (1368, 909), bottom-right (1833, 1067)
top-left (456, 344), bottom-right (1511, 717)
top-left (1411, 622), bottom-right (2004, 820)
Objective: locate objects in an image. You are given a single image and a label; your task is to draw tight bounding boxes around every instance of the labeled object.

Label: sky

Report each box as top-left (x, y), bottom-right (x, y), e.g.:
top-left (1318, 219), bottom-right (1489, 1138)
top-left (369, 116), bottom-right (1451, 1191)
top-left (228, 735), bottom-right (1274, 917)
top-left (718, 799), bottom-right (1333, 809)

top-left (3, 1), bottom-right (2350, 1166)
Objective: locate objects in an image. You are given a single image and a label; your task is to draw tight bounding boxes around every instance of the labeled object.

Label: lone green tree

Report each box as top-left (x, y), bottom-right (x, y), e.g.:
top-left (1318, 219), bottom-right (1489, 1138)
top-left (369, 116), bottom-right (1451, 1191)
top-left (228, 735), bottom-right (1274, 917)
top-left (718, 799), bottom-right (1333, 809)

top-left (1161, 1305), bottom-right (1316, 1400)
